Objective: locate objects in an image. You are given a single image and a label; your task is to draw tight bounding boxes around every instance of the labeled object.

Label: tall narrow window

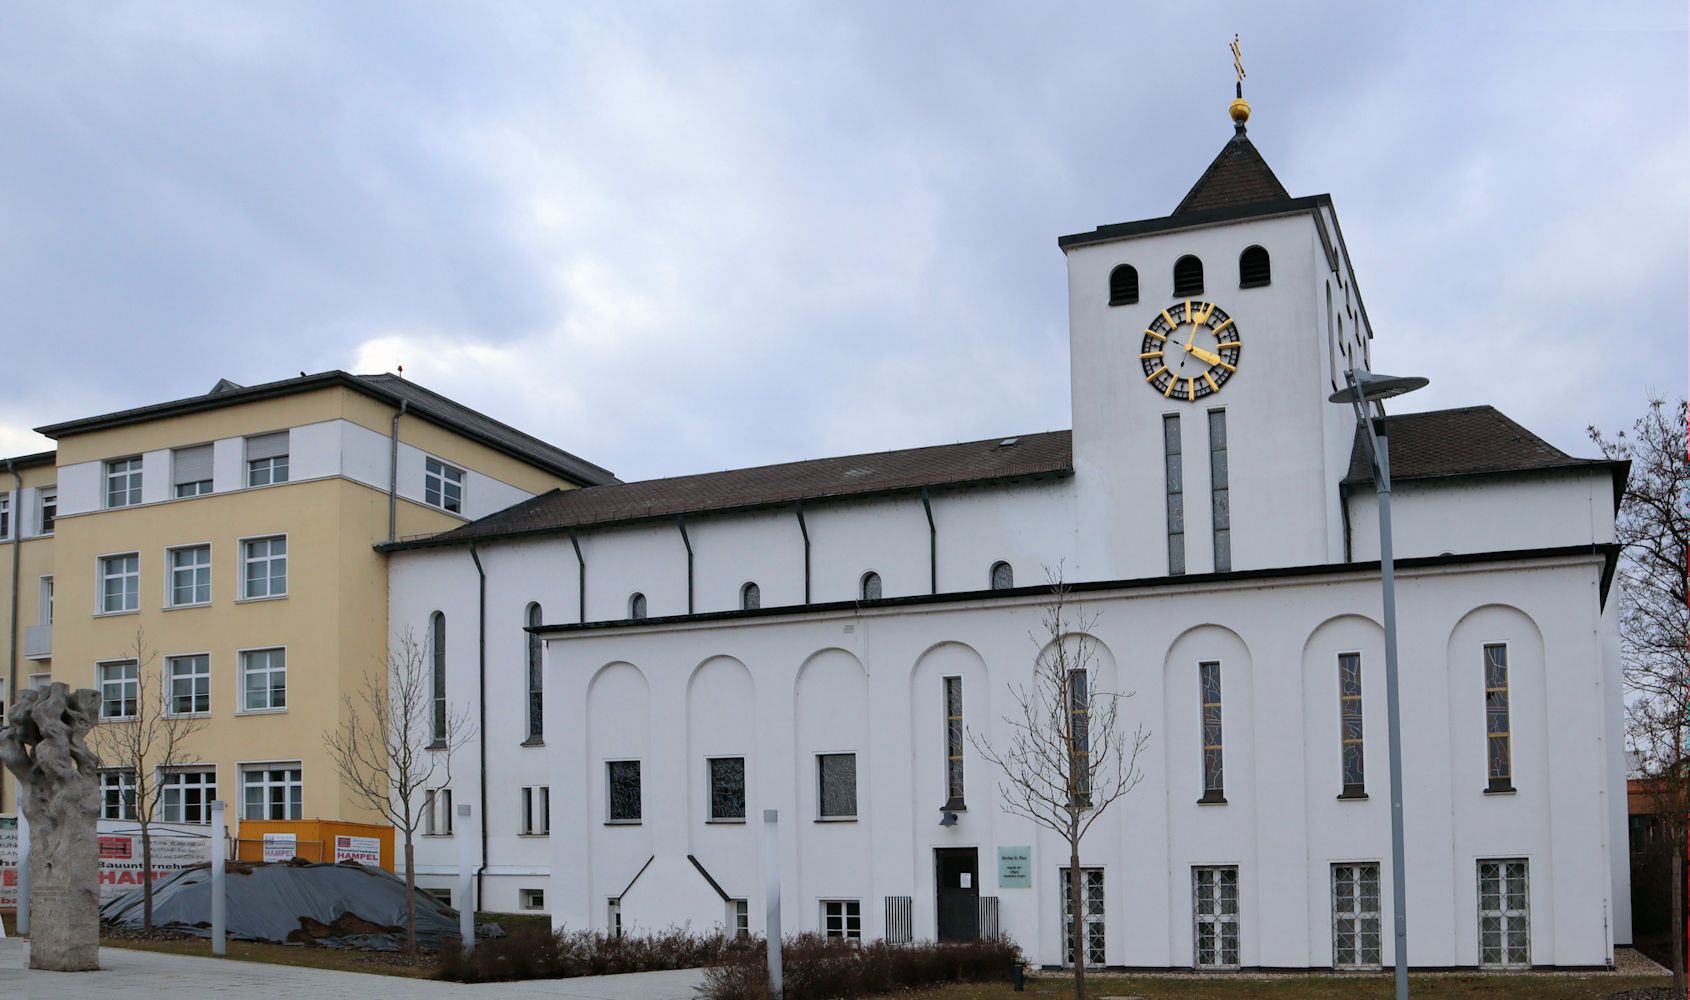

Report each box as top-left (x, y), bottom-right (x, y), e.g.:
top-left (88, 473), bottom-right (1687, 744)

top-left (37, 487), bottom-right (55, 534)
top-left (166, 654), bottom-right (211, 715)
top-left (1484, 644), bottom-right (1512, 791)
top-left (607, 760), bottom-right (642, 822)
top-left (521, 785), bottom-right (550, 835)
top-left (1068, 669), bottom-right (1090, 805)
top-left (1193, 866), bottom-right (1241, 969)
top-left (525, 603), bottom-right (543, 742)
top-left (1061, 868), bottom-right (1106, 967)
top-left (1332, 863), bottom-right (1382, 969)
top-left (1339, 653), bottom-right (1365, 797)
top-left (943, 677), bottom-right (965, 809)
top-left (1208, 410), bottom-right (1230, 572)
top-left (990, 561), bottom-right (1014, 590)
top-left (1164, 414), bottom-right (1185, 575)
top-left (740, 582), bottom-right (760, 610)
top-left (100, 553), bottom-right (140, 613)
top-left (423, 787), bottom-right (454, 835)
top-left (1477, 859), bottom-right (1530, 969)
top-left (709, 756), bottom-right (747, 821)
top-left (1173, 254), bottom-right (1204, 296)
top-left (430, 612), bottom-right (447, 744)
top-left (1108, 264), bottom-right (1139, 305)
top-left (0, 494), bottom-right (9, 539)
top-left (106, 457), bottom-right (143, 508)
top-left (817, 753), bottom-right (857, 819)
top-left (173, 444), bottom-right (214, 497)
top-left (1238, 245), bottom-right (1271, 288)
top-left (860, 571), bottom-right (882, 601)
top-left (1199, 661), bottom-right (1224, 802)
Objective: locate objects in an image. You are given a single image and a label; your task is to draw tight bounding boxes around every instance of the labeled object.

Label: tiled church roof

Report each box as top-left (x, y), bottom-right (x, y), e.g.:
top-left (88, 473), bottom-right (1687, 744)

top-left (1172, 129), bottom-right (1292, 215)
top-left (1342, 405), bottom-right (1624, 491)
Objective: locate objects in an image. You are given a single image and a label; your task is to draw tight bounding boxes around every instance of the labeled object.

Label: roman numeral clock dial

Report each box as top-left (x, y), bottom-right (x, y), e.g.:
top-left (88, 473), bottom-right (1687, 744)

top-left (1140, 300), bottom-right (1242, 401)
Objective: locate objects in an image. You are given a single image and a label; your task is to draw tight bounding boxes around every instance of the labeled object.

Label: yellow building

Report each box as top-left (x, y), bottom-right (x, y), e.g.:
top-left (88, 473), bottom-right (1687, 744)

top-left (0, 371), bottom-right (612, 832)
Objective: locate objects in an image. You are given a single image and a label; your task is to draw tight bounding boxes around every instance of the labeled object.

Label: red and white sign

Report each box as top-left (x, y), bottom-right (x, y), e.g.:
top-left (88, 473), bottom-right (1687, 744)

top-left (333, 835), bottom-right (381, 865)
top-left (1, 820), bottom-right (210, 906)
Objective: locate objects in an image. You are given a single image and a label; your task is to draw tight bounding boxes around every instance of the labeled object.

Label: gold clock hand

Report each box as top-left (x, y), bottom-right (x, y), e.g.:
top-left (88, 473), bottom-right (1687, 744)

top-left (1189, 345), bottom-right (1222, 365)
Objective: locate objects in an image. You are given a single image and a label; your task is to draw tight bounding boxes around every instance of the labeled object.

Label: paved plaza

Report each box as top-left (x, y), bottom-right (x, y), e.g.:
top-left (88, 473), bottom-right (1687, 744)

top-left (0, 940), bottom-right (707, 999)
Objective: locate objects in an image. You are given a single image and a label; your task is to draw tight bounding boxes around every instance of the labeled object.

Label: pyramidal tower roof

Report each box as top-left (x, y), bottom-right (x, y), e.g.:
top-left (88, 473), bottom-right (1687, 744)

top-left (1171, 124), bottom-right (1290, 216)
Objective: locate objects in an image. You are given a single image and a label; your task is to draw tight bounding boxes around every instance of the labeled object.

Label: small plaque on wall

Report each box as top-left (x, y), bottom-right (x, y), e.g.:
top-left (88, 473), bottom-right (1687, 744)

top-left (997, 846), bottom-right (1031, 888)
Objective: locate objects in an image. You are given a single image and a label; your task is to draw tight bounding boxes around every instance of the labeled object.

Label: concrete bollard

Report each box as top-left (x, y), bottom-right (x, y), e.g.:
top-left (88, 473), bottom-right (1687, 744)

top-left (210, 801), bottom-right (226, 955)
top-left (764, 809), bottom-right (781, 997)
top-left (456, 803), bottom-right (475, 954)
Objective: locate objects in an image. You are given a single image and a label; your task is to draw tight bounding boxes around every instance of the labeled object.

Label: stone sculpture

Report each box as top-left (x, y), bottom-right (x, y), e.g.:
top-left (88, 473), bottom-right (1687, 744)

top-left (0, 682), bottom-right (102, 971)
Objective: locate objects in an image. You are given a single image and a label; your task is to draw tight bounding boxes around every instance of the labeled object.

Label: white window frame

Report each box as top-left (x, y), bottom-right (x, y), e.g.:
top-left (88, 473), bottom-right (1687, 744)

top-left (238, 534), bottom-right (288, 601)
top-left (521, 785), bottom-right (550, 836)
top-left (1061, 866), bottom-right (1107, 968)
top-left (246, 455), bottom-right (289, 488)
top-left (423, 787), bottom-right (454, 837)
top-left (165, 652), bottom-right (212, 717)
top-left (36, 486), bottom-right (55, 536)
top-left (100, 768), bottom-right (138, 820)
top-left (423, 456), bottom-right (465, 514)
top-left (97, 659), bottom-right (139, 720)
top-left (520, 888), bottom-right (546, 912)
top-left (98, 552), bottom-right (140, 615)
top-left (0, 493), bottom-right (10, 540)
top-left (105, 456), bottom-right (143, 509)
top-left (1192, 865), bottom-right (1241, 970)
top-left (820, 899), bottom-right (862, 940)
top-left (38, 575), bottom-right (53, 625)
top-left (1331, 861), bottom-right (1382, 970)
top-left (158, 766), bottom-right (218, 824)
top-left (240, 761), bottom-right (303, 821)
top-left (1477, 858), bottom-right (1530, 970)
top-left (238, 646), bottom-right (287, 713)
top-left (166, 543), bottom-right (213, 608)
top-left (28, 672), bottom-right (50, 691)
top-left (816, 751), bottom-right (858, 821)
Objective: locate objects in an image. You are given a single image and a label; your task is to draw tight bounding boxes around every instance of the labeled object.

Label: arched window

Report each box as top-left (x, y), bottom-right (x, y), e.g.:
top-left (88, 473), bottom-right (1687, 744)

top-left (1173, 255), bottom-right (1204, 296)
top-left (1108, 264), bottom-right (1139, 306)
top-left (429, 611), bottom-right (447, 744)
top-left (525, 602), bottom-right (543, 742)
top-left (1239, 245), bottom-right (1270, 288)
top-left (990, 561), bottom-right (1014, 590)
top-left (628, 593), bottom-right (647, 620)
top-left (860, 571), bottom-right (882, 601)
top-left (740, 582), bottom-right (761, 611)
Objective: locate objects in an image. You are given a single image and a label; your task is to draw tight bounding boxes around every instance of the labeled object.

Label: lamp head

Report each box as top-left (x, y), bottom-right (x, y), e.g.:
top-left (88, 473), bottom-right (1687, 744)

top-left (1328, 370), bottom-right (1430, 404)
top-left (939, 810), bottom-right (959, 828)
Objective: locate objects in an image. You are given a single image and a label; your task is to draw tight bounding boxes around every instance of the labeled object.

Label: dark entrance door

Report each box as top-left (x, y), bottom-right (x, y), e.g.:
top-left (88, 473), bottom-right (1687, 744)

top-left (935, 847), bottom-right (980, 941)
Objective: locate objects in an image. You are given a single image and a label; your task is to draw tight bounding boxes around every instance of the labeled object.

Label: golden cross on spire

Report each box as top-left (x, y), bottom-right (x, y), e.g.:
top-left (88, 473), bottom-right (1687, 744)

top-left (1231, 34), bottom-right (1246, 85)
top-left (1228, 34), bottom-right (1251, 128)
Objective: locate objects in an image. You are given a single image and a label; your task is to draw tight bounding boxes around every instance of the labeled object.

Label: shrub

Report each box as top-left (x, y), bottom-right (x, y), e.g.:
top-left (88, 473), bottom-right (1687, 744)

top-left (700, 934), bottom-right (1023, 1000)
top-left (435, 925), bottom-right (760, 983)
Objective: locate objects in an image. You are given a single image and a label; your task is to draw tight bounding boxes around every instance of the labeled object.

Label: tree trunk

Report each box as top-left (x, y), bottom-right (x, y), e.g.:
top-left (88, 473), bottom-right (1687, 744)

top-left (405, 837), bottom-right (417, 955)
top-left (1672, 846), bottom-right (1685, 997)
top-left (1069, 830), bottom-right (1084, 1000)
top-left (141, 822), bottom-right (155, 933)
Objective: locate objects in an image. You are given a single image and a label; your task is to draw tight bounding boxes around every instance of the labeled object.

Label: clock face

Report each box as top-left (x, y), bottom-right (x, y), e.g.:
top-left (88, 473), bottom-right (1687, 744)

top-left (1139, 300), bottom-right (1242, 402)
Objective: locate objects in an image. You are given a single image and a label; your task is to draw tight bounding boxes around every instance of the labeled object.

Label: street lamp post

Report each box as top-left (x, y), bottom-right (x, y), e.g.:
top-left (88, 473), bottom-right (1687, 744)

top-left (1330, 368), bottom-right (1428, 1000)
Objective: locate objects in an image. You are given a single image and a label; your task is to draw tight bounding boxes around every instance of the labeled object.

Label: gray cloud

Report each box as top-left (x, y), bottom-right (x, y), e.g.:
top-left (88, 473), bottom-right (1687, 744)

top-left (1, 2), bottom-right (1683, 478)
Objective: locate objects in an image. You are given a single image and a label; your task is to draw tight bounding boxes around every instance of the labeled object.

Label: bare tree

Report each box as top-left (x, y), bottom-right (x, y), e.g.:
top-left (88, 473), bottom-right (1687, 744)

top-left (323, 626), bottom-right (473, 953)
top-left (971, 573), bottom-right (1149, 1000)
top-left (86, 628), bottom-right (209, 933)
top-left (1590, 397), bottom-right (1688, 992)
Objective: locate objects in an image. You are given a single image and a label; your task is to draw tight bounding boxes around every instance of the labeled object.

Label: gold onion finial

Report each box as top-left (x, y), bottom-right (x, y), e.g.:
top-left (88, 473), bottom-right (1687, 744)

top-left (1229, 34), bottom-right (1251, 126)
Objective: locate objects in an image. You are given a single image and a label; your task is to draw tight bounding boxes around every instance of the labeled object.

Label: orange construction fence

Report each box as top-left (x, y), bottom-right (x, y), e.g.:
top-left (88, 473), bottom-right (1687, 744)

top-left (234, 819), bottom-right (394, 871)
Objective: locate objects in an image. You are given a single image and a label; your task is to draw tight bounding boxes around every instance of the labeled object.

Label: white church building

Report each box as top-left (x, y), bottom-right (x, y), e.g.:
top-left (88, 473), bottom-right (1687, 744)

top-left (383, 103), bottom-right (1632, 971)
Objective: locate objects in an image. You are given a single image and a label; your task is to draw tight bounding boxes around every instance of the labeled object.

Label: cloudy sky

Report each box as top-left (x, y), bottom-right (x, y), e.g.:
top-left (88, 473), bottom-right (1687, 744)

top-left (1, 2), bottom-right (1683, 481)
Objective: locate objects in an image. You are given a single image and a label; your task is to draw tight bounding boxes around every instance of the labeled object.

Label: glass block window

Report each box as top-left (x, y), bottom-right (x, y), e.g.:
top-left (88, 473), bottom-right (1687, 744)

top-left (1208, 409), bottom-right (1230, 572)
top-left (1339, 653), bottom-right (1365, 796)
top-left (1332, 863), bottom-right (1381, 969)
top-left (106, 457), bottom-right (143, 508)
top-left (424, 457), bottom-right (464, 513)
top-left (1484, 644), bottom-right (1512, 791)
top-left (1192, 866), bottom-right (1240, 969)
top-left (709, 756), bottom-right (746, 821)
top-left (99, 660), bottom-right (139, 719)
top-left (169, 545), bottom-right (212, 607)
top-left (100, 553), bottom-right (140, 613)
top-left (1200, 661), bottom-right (1224, 800)
top-left (1477, 859), bottom-right (1529, 969)
top-left (607, 760), bottom-right (642, 822)
top-left (101, 769), bottom-right (137, 820)
top-left (241, 763), bottom-right (302, 821)
top-left (943, 676), bottom-right (965, 808)
top-left (1061, 867), bottom-right (1106, 968)
top-left (822, 899), bottom-right (861, 940)
top-left (526, 602), bottom-right (543, 741)
top-left (166, 654), bottom-right (211, 715)
top-left (241, 536), bottom-right (287, 599)
top-left (1164, 414), bottom-right (1185, 575)
top-left (860, 571), bottom-right (882, 601)
top-left (817, 752), bottom-right (857, 819)
top-left (159, 768), bottom-right (217, 824)
top-left (240, 648), bottom-right (287, 711)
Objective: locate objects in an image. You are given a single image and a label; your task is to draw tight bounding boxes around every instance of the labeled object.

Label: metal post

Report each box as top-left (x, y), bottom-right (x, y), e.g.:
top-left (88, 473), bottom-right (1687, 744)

top-left (457, 803), bottom-right (476, 953)
top-left (1373, 429), bottom-right (1410, 1000)
top-left (15, 809), bottom-right (27, 936)
top-left (763, 809), bottom-right (782, 996)
top-left (210, 800), bottom-right (227, 955)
